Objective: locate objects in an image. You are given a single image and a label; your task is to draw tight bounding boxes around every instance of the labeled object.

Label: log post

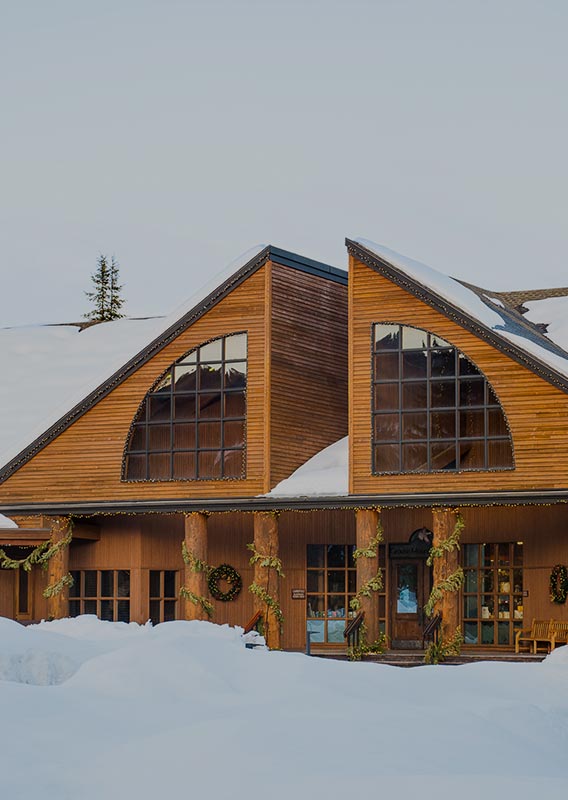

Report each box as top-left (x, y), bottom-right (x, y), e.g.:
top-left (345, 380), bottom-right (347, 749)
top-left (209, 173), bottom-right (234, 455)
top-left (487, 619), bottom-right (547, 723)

top-left (355, 508), bottom-right (381, 643)
top-left (183, 512), bottom-right (209, 621)
top-left (47, 516), bottom-right (72, 619)
top-left (252, 512), bottom-right (281, 650)
top-left (432, 507), bottom-right (460, 641)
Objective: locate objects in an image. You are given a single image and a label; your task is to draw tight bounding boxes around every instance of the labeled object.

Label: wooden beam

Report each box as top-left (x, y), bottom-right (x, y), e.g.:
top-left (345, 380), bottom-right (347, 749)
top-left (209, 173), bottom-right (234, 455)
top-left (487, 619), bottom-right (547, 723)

top-left (432, 508), bottom-right (460, 642)
top-left (183, 512), bottom-right (209, 621)
top-left (355, 508), bottom-right (381, 643)
top-left (46, 516), bottom-right (71, 619)
top-left (253, 511), bottom-right (281, 649)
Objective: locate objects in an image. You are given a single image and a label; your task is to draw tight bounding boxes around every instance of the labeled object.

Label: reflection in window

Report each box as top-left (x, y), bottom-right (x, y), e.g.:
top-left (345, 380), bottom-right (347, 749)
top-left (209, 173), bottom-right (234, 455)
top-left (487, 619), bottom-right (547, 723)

top-left (462, 543), bottom-right (523, 646)
top-left (306, 544), bottom-right (386, 643)
top-left (372, 324), bottom-right (513, 474)
top-left (397, 564), bottom-right (418, 614)
top-left (124, 333), bottom-right (247, 481)
top-left (69, 570), bottom-right (130, 622)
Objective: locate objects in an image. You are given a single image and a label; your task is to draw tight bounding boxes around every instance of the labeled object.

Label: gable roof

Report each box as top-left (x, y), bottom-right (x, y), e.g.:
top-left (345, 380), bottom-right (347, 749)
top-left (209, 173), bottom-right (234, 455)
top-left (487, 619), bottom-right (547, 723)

top-left (347, 238), bottom-right (568, 393)
top-left (0, 245), bottom-right (346, 483)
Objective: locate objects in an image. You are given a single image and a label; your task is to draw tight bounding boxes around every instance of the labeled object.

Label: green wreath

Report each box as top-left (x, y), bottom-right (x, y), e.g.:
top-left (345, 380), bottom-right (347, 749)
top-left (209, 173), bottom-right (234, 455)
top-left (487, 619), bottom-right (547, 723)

top-left (550, 564), bottom-right (568, 604)
top-left (208, 564), bottom-right (242, 602)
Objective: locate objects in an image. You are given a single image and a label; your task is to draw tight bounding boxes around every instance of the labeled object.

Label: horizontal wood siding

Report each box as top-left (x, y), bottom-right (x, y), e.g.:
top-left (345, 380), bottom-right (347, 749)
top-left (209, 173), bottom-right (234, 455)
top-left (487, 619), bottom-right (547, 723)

top-left (349, 256), bottom-right (568, 494)
top-left (270, 262), bottom-right (348, 488)
top-left (0, 269), bottom-right (268, 504)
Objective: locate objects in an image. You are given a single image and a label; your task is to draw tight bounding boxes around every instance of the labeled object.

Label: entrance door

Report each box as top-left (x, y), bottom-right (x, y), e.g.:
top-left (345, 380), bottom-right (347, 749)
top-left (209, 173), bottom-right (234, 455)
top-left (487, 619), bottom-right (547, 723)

top-left (390, 559), bottom-right (429, 649)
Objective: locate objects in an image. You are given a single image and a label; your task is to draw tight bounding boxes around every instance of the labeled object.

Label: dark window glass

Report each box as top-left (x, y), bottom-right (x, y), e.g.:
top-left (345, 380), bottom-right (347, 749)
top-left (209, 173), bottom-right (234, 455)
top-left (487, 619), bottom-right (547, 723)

top-left (100, 571), bottom-right (113, 598)
top-left (148, 571), bottom-right (178, 624)
top-left (307, 545), bottom-right (325, 568)
top-left (84, 571), bottom-right (97, 598)
top-left (125, 333), bottom-right (247, 481)
top-left (372, 324), bottom-right (513, 474)
top-left (164, 571), bottom-right (176, 598)
top-left (117, 570), bottom-right (130, 598)
top-left (149, 570), bottom-right (161, 598)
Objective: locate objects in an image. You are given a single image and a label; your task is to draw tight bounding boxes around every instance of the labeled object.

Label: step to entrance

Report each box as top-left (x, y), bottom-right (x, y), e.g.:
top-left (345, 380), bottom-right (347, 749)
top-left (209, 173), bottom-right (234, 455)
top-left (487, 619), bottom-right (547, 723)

top-left (313, 649), bottom-right (546, 667)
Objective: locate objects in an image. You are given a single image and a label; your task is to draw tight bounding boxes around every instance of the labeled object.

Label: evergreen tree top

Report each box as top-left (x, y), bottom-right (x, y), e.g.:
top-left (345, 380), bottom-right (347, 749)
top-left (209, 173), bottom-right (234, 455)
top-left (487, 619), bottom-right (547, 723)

top-left (84, 254), bottom-right (126, 322)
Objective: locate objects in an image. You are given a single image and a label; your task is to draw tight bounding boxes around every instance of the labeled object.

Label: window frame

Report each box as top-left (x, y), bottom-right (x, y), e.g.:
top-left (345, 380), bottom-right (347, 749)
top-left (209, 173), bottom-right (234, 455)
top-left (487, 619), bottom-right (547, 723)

top-left (123, 332), bottom-right (247, 482)
top-left (371, 323), bottom-right (514, 475)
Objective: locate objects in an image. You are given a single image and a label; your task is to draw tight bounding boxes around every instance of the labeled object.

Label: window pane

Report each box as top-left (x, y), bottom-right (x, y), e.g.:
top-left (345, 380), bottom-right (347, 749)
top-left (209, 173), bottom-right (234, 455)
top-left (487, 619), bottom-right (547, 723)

top-left (100, 571), bottom-right (113, 598)
top-left (488, 407), bottom-right (508, 437)
top-left (327, 571), bottom-right (345, 593)
top-left (431, 381), bottom-right (455, 408)
top-left (84, 571), bottom-right (97, 598)
top-left (459, 379), bottom-right (485, 407)
top-left (174, 423), bottom-right (196, 450)
top-left (397, 564), bottom-right (418, 613)
top-left (198, 451), bottom-right (222, 479)
top-left (307, 570), bottom-right (324, 592)
top-left (100, 600), bottom-right (114, 622)
top-left (327, 596), bottom-right (347, 617)
top-left (307, 619), bottom-right (325, 642)
top-left (373, 413), bottom-right (399, 442)
top-left (224, 420), bottom-right (245, 448)
top-left (225, 333), bottom-right (247, 360)
top-left (464, 621), bottom-right (478, 644)
top-left (198, 422), bottom-right (221, 449)
top-left (117, 570), bottom-right (130, 598)
top-left (307, 545), bottom-right (324, 568)
top-left (431, 349), bottom-right (455, 378)
top-left (464, 595), bottom-right (478, 618)
top-left (498, 622), bottom-right (510, 645)
top-left (117, 601), bottom-right (130, 623)
top-left (126, 454), bottom-right (146, 479)
top-left (463, 545), bottom-right (478, 567)
top-left (431, 411), bottom-right (455, 439)
top-left (375, 444), bottom-right (400, 472)
top-left (173, 452), bottom-right (196, 479)
top-left (198, 393), bottom-right (221, 419)
top-left (148, 395), bottom-right (171, 422)
top-left (174, 395), bottom-right (196, 421)
top-left (459, 441), bottom-right (485, 469)
top-left (402, 443), bottom-right (428, 471)
top-left (69, 571), bottom-right (80, 598)
top-left (401, 381), bottom-right (427, 410)
top-left (488, 439), bottom-right (513, 467)
top-left (225, 391), bottom-right (245, 417)
top-left (130, 425), bottom-right (146, 451)
top-left (481, 621), bottom-right (494, 644)
top-left (84, 600), bottom-right (97, 615)
top-left (327, 546), bottom-right (346, 567)
top-left (459, 354), bottom-right (479, 376)
top-left (69, 600), bottom-right (80, 617)
top-left (402, 412), bottom-right (427, 440)
top-left (173, 364), bottom-right (197, 392)
top-left (148, 425), bottom-right (171, 451)
top-left (198, 365), bottom-right (222, 391)
top-left (307, 596), bottom-right (325, 617)
top-left (199, 339), bottom-right (222, 361)
top-left (327, 620), bottom-right (346, 642)
top-left (149, 453), bottom-right (171, 479)
top-left (402, 350), bottom-right (427, 379)
top-left (460, 409), bottom-right (485, 438)
top-left (223, 449), bottom-right (244, 478)
top-left (149, 571), bottom-right (161, 598)
top-left (225, 363), bottom-right (246, 389)
top-left (163, 600), bottom-right (176, 622)
top-left (402, 327), bottom-right (428, 350)
top-left (375, 383), bottom-right (399, 410)
top-left (374, 352), bottom-right (399, 380)
top-left (164, 571), bottom-right (176, 598)
top-left (374, 324), bottom-right (400, 350)
top-left (430, 441), bottom-right (457, 470)
top-left (149, 600), bottom-right (161, 625)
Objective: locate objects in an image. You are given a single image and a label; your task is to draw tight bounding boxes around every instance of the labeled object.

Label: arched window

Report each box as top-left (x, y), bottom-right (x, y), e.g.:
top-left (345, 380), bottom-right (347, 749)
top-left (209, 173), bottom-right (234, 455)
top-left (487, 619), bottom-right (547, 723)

top-left (372, 324), bottom-right (513, 474)
top-left (124, 333), bottom-right (247, 481)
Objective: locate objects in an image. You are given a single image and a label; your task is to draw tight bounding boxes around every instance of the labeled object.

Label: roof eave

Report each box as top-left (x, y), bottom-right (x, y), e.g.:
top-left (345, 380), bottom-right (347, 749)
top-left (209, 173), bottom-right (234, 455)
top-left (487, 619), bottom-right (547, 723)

top-left (346, 238), bottom-right (568, 395)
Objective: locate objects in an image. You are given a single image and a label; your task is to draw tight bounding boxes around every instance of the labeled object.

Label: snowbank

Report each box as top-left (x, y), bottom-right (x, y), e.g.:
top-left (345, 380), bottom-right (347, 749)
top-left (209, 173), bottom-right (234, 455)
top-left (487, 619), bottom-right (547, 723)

top-left (0, 616), bottom-right (567, 799)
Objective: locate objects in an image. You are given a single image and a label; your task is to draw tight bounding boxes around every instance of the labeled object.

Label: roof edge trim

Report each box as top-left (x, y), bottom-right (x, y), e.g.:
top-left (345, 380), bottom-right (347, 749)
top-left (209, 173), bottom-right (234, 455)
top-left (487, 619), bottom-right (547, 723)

top-left (346, 238), bottom-right (568, 395)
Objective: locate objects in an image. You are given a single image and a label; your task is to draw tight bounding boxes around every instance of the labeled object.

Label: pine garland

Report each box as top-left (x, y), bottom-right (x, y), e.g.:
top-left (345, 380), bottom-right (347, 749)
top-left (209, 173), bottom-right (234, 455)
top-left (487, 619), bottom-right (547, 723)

top-left (426, 514), bottom-right (465, 565)
top-left (424, 627), bottom-right (464, 665)
top-left (347, 621), bottom-right (387, 661)
top-left (247, 542), bottom-right (285, 631)
top-left (424, 568), bottom-right (464, 618)
top-left (0, 519), bottom-right (74, 598)
top-left (179, 540), bottom-right (214, 618)
top-left (350, 519), bottom-right (384, 613)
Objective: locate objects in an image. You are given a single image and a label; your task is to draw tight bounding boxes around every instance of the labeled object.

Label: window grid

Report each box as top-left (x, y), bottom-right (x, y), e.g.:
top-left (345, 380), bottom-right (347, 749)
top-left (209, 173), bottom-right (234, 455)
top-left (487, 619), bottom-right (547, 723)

top-left (462, 543), bottom-right (523, 647)
top-left (306, 545), bottom-right (386, 644)
top-left (149, 570), bottom-right (178, 624)
top-left (124, 333), bottom-right (247, 481)
top-left (372, 324), bottom-right (513, 474)
top-left (69, 570), bottom-right (130, 623)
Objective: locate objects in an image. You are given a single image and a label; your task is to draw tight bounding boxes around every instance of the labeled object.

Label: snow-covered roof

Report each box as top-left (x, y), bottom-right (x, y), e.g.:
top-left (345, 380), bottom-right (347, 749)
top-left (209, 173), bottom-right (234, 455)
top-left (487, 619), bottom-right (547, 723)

top-left (353, 238), bottom-right (568, 382)
top-left (523, 296), bottom-right (568, 353)
top-left (0, 246), bottom-right (266, 471)
top-left (268, 437), bottom-right (348, 497)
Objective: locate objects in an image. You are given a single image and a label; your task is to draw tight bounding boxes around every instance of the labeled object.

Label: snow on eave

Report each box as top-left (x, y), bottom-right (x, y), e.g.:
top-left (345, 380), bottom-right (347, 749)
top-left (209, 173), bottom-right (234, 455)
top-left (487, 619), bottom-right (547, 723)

top-left (0, 245), bottom-right (267, 474)
top-left (351, 238), bottom-right (568, 384)
top-left (266, 437), bottom-right (349, 498)
top-left (0, 514), bottom-right (18, 529)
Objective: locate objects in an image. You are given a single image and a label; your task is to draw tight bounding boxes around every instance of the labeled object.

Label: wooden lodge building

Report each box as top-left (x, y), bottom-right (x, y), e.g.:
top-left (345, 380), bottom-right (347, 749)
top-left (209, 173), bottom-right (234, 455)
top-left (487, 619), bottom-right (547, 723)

top-left (1, 239), bottom-right (568, 654)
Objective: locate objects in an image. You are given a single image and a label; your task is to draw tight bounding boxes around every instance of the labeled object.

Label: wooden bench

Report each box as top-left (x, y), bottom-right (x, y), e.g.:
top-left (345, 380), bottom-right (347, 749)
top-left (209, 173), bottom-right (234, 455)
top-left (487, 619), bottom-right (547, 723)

top-left (515, 619), bottom-right (568, 654)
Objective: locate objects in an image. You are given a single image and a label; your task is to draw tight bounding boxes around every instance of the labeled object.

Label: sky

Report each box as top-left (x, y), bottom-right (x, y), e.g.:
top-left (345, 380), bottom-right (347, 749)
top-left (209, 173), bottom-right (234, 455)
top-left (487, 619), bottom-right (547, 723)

top-left (1, 0), bottom-right (567, 327)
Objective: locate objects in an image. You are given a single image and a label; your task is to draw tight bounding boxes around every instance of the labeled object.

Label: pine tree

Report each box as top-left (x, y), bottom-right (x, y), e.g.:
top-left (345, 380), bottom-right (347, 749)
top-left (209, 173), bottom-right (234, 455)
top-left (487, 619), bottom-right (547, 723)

top-left (84, 254), bottom-right (126, 322)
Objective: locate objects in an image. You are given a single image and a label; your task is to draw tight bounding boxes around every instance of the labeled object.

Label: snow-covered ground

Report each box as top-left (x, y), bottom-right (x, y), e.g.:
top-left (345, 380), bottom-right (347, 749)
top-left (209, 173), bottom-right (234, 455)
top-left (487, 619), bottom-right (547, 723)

top-left (1, 617), bottom-right (567, 799)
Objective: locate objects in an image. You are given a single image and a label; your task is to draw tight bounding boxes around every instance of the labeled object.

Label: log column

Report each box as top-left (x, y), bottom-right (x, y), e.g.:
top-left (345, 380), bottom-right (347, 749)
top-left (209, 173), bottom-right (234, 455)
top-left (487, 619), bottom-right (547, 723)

top-left (183, 512), bottom-right (209, 621)
top-left (355, 508), bottom-right (381, 643)
top-left (253, 512), bottom-right (281, 650)
top-left (47, 516), bottom-right (72, 619)
top-left (432, 507), bottom-right (460, 641)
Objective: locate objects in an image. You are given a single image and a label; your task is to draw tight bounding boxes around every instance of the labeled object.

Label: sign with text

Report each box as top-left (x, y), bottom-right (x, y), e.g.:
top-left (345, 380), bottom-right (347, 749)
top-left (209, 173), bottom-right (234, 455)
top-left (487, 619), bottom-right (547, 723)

top-left (291, 589), bottom-right (306, 600)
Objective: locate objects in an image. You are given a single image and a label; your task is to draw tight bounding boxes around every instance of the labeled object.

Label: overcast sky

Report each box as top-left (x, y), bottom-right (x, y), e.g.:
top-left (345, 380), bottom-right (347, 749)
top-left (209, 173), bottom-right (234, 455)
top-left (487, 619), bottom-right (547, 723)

top-left (1, 0), bottom-right (567, 326)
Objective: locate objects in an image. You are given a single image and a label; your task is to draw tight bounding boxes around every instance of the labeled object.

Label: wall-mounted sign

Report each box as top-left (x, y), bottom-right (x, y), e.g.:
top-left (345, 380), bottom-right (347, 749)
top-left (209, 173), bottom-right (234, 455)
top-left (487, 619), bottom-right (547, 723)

top-left (291, 588), bottom-right (306, 600)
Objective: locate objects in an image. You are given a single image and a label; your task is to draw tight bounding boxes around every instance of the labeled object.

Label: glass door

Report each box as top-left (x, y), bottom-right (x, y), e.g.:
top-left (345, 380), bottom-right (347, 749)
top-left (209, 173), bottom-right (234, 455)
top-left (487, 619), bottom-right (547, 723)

top-left (390, 559), bottom-right (428, 648)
